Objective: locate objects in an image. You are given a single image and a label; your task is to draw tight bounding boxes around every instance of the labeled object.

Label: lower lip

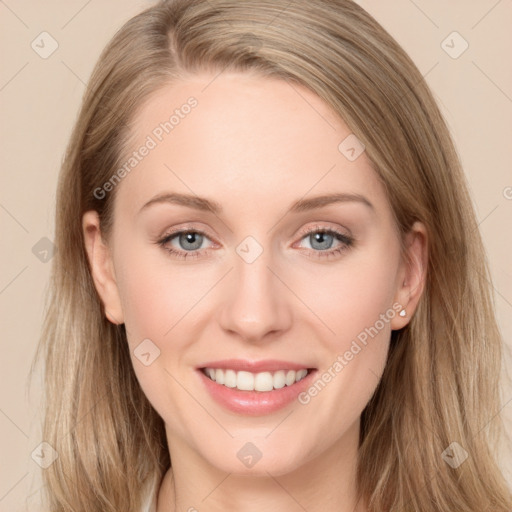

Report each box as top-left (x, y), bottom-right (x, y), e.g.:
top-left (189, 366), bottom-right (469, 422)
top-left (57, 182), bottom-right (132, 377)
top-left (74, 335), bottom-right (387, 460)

top-left (196, 369), bottom-right (317, 416)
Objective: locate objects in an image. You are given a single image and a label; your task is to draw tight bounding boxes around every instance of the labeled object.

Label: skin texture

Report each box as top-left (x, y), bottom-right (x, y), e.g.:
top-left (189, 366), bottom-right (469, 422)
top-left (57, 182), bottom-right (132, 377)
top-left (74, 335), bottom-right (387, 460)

top-left (82, 72), bottom-right (428, 512)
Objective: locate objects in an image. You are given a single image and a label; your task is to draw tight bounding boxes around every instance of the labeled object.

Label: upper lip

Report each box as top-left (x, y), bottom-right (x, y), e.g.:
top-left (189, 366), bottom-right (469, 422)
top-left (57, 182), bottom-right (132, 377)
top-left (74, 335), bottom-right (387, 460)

top-left (198, 359), bottom-right (316, 373)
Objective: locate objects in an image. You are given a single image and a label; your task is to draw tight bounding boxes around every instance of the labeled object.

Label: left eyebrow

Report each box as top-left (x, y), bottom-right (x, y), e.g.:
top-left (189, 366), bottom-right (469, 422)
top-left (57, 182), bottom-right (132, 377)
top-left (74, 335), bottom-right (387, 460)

top-left (289, 193), bottom-right (375, 213)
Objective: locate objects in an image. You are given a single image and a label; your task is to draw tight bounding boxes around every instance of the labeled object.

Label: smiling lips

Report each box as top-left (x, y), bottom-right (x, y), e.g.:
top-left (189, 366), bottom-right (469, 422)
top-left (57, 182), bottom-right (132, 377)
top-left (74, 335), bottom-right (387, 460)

top-left (197, 359), bottom-right (317, 415)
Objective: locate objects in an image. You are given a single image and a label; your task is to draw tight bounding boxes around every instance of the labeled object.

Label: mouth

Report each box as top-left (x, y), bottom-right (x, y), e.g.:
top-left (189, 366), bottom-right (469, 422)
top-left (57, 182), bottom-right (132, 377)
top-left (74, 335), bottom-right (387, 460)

top-left (195, 359), bottom-right (318, 416)
top-left (200, 367), bottom-right (315, 392)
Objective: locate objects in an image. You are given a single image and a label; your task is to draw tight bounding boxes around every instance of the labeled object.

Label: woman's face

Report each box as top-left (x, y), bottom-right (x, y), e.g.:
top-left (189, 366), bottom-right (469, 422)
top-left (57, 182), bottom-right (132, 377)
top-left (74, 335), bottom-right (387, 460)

top-left (84, 71), bottom-right (425, 477)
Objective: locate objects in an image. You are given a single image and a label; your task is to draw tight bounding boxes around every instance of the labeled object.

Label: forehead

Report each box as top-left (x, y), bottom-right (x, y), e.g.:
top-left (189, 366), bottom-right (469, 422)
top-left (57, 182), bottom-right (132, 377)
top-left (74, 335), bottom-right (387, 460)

top-left (115, 71), bottom-right (389, 219)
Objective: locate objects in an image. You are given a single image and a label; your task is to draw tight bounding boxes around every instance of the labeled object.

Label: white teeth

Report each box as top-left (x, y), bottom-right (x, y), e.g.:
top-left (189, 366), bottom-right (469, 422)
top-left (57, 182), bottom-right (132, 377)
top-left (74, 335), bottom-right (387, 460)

top-left (215, 368), bottom-right (224, 385)
top-left (254, 371), bottom-right (273, 392)
top-left (285, 370), bottom-right (296, 386)
top-left (295, 369), bottom-right (308, 381)
top-left (237, 371), bottom-right (254, 391)
top-left (224, 369), bottom-right (237, 388)
top-left (203, 367), bottom-right (310, 391)
top-left (273, 370), bottom-right (286, 389)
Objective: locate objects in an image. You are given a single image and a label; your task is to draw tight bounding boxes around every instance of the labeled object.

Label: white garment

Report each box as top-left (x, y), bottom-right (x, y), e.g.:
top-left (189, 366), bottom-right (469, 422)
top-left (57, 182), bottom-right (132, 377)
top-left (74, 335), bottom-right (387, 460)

top-left (141, 487), bottom-right (157, 512)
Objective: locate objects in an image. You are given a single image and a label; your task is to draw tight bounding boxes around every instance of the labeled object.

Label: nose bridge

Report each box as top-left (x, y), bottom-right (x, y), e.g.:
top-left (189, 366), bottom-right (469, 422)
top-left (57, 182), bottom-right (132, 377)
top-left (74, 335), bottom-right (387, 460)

top-left (218, 235), bottom-right (292, 341)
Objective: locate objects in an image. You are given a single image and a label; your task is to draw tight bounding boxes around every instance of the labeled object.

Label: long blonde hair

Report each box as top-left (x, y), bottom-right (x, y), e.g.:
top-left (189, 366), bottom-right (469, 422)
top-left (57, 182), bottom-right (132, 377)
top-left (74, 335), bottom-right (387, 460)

top-left (31, 0), bottom-right (512, 510)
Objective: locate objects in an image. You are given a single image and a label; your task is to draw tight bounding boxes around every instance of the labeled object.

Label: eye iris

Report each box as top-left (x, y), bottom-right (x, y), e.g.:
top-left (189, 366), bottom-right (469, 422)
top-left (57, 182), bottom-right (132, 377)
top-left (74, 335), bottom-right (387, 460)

top-left (310, 232), bottom-right (333, 250)
top-left (180, 232), bottom-right (203, 250)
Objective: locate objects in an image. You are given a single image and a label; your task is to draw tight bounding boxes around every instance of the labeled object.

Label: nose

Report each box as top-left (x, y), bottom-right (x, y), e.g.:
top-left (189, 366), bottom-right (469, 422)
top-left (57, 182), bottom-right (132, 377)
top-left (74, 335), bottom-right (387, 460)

top-left (217, 245), bottom-right (293, 343)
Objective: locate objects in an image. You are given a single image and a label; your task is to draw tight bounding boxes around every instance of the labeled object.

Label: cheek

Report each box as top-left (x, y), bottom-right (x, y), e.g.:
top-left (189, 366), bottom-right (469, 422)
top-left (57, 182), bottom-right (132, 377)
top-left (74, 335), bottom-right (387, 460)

top-left (291, 246), bottom-right (399, 419)
top-left (113, 241), bottom-right (212, 390)
top-left (294, 247), bottom-right (399, 347)
top-left (114, 241), bottom-right (202, 340)
top-left (114, 252), bottom-right (202, 436)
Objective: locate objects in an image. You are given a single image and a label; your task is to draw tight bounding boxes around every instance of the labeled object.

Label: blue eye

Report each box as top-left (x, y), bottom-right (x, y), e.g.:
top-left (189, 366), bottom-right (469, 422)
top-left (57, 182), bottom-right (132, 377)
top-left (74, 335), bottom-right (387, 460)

top-left (157, 226), bottom-right (354, 260)
top-left (173, 231), bottom-right (205, 251)
top-left (158, 230), bottom-right (211, 260)
top-left (296, 227), bottom-right (354, 259)
top-left (303, 231), bottom-right (341, 250)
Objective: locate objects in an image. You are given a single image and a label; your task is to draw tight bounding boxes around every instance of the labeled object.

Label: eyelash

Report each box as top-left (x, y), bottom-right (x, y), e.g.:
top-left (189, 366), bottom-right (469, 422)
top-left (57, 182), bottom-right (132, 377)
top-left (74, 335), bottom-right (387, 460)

top-left (156, 224), bottom-right (355, 261)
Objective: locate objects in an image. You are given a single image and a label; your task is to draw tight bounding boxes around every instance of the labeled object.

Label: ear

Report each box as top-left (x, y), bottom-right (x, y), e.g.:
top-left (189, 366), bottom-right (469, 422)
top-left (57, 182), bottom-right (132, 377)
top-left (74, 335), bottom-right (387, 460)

top-left (390, 221), bottom-right (428, 330)
top-left (82, 210), bottom-right (124, 325)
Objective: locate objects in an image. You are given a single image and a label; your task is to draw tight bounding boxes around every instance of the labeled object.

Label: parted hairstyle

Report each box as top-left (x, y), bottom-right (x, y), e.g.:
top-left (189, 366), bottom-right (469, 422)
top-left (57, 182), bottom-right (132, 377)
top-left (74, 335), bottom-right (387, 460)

top-left (31, 0), bottom-right (512, 510)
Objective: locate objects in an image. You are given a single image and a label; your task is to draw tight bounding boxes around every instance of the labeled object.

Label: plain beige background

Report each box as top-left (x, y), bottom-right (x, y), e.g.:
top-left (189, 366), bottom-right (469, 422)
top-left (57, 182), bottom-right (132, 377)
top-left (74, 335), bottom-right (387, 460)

top-left (1, 1), bottom-right (511, 510)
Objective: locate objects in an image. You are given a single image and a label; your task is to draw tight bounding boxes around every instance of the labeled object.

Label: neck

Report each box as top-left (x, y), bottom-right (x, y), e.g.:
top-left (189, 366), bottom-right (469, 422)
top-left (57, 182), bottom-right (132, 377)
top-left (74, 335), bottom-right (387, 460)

top-left (156, 420), bottom-right (367, 512)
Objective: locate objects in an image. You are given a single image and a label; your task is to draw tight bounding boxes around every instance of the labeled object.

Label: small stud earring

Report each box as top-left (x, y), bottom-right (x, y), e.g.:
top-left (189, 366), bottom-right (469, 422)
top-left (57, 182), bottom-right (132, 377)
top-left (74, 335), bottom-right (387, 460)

top-left (399, 309), bottom-right (407, 317)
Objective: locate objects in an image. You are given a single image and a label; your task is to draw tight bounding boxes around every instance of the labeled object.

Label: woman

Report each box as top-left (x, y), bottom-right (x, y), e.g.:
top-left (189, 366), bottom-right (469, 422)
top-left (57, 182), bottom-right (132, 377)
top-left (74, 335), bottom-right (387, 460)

top-left (32, 0), bottom-right (512, 510)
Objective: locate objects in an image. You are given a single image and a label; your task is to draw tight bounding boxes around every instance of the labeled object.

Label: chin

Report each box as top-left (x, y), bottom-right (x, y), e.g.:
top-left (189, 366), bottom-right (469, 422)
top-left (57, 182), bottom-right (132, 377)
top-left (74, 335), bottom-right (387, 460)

top-left (199, 437), bottom-right (311, 477)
